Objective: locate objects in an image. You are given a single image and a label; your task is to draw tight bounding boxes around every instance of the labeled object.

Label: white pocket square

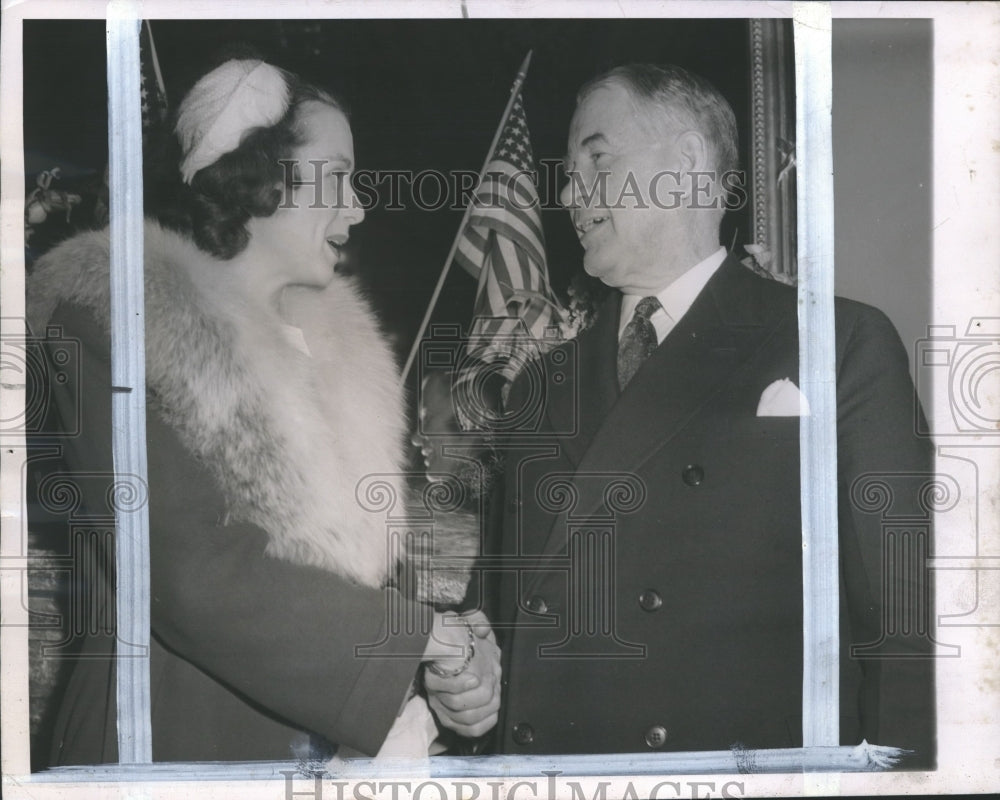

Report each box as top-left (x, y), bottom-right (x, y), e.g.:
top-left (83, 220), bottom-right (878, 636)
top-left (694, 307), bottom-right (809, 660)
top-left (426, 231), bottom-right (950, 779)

top-left (756, 378), bottom-right (811, 417)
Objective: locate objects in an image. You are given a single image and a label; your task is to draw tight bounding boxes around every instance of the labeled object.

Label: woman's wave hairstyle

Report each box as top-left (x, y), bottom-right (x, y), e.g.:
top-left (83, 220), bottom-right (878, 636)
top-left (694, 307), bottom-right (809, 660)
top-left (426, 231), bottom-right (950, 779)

top-left (146, 63), bottom-right (345, 260)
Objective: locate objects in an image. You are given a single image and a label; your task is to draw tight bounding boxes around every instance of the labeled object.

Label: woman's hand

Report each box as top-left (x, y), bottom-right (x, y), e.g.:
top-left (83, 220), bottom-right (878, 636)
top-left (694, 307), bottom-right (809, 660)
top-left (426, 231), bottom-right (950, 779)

top-left (422, 610), bottom-right (501, 738)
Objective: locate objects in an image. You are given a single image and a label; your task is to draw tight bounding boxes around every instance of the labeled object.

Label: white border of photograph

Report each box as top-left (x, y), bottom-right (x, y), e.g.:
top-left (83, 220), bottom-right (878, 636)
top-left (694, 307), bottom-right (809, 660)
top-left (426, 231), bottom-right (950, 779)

top-left (2, 1), bottom-right (998, 798)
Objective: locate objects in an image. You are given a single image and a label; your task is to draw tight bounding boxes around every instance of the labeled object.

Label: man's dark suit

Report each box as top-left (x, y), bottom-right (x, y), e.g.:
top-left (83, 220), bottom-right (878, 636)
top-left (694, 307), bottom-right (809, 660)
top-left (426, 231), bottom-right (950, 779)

top-left (491, 254), bottom-right (935, 764)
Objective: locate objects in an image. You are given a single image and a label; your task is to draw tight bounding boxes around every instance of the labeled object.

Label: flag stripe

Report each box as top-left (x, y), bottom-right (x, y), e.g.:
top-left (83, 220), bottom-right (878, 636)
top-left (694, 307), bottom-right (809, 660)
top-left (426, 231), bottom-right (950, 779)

top-left (481, 214), bottom-right (545, 254)
top-left (463, 217), bottom-right (546, 275)
top-left (451, 86), bottom-right (562, 428)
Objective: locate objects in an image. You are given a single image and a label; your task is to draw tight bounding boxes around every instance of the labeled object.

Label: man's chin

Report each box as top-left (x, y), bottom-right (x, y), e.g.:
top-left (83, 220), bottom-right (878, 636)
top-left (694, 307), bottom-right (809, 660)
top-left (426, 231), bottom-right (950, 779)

top-left (583, 258), bottom-right (621, 289)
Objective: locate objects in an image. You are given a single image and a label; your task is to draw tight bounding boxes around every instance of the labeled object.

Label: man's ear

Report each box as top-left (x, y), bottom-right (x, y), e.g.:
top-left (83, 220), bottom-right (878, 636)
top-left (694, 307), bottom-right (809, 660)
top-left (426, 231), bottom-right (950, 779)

top-left (675, 130), bottom-right (710, 173)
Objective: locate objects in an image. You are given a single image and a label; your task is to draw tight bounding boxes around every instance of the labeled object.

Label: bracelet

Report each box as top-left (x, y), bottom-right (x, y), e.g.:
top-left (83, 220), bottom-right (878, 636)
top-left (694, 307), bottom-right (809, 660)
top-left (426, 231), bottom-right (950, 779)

top-left (425, 616), bottom-right (476, 678)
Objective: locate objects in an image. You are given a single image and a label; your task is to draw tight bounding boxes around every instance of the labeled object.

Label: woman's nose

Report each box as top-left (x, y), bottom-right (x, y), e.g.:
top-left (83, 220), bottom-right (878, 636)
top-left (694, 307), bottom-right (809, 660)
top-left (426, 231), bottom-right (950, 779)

top-left (342, 183), bottom-right (365, 225)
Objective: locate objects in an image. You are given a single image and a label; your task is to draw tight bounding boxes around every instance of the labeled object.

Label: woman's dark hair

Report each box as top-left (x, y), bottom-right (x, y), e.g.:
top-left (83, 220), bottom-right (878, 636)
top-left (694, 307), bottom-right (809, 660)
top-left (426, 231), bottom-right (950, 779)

top-left (145, 66), bottom-right (346, 260)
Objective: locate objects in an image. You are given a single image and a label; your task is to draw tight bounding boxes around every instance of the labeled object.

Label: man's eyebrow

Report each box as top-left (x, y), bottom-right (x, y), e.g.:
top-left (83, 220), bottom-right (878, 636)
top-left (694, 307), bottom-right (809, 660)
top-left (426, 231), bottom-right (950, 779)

top-left (580, 132), bottom-right (609, 149)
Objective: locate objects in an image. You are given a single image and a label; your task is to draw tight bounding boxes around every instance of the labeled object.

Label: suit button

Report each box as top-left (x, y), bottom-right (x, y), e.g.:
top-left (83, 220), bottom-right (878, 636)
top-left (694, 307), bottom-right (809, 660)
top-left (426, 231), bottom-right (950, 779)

top-left (681, 464), bottom-right (704, 486)
top-left (526, 595), bottom-right (548, 614)
top-left (512, 722), bottom-right (535, 745)
top-left (638, 589), bottom-right (663, 612)
top-left (644, 724), bottom-right (668, 749)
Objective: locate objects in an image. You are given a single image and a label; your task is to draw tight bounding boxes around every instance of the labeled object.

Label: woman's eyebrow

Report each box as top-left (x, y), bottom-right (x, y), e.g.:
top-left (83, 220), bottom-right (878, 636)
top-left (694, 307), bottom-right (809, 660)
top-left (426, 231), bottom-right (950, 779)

top-left (303, 154), bottom-right (353, 170)
top-left (326, 154), bottom-right (353, 169)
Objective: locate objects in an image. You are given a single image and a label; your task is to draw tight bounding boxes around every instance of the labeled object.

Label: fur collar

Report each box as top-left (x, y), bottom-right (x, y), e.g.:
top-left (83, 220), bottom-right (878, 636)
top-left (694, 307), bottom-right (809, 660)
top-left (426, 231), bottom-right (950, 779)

top-left (29, 222), bottom-right (415, 589)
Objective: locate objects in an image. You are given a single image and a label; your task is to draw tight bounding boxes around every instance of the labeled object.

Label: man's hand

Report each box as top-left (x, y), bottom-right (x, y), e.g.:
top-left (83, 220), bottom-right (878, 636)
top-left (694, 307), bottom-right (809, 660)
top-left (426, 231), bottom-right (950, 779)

top-left (423, 611), bottom-right (501, 738)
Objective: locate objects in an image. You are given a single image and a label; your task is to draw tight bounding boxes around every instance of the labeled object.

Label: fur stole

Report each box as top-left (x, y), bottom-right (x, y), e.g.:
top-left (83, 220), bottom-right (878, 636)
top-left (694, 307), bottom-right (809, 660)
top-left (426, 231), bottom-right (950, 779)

top-left (28, 222), bottom-right (474, 597)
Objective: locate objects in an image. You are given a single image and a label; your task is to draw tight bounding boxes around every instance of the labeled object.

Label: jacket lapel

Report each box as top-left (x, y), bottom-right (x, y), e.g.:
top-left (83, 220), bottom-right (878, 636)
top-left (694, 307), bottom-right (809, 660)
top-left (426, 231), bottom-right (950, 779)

top-left (531, 256), bottom-right (795, 567)
top-left (540, 291), bottom-right (620, 468)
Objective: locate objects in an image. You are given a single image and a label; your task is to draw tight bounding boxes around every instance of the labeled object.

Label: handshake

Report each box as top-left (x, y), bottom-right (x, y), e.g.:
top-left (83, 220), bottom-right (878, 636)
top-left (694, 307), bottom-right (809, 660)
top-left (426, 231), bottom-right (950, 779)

top-left (422, 610), bottom-right (501, 740)
top-left (374, 610), bottom-right (499, 760)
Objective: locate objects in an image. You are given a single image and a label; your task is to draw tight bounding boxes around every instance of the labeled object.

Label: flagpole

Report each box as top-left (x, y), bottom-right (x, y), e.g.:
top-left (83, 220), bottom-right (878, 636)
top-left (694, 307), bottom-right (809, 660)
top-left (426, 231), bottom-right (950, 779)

top-left (398, 50), bottom-right (534, 388)
top-left (144, 20), bottom-right (168, 105)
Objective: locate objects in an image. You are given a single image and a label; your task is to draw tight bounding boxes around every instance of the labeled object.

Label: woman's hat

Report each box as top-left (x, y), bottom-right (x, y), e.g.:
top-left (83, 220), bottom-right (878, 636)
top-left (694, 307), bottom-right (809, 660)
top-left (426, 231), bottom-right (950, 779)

top-left (175, 59), bottom-right (290, 184)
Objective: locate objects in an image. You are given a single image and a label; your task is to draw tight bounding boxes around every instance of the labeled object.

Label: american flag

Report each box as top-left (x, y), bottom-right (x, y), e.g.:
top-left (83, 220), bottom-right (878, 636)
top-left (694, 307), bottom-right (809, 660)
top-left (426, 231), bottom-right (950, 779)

top-left (139, 21), bottom-right (168, 138)
top-left (452, 91), bottom-right (561, 422)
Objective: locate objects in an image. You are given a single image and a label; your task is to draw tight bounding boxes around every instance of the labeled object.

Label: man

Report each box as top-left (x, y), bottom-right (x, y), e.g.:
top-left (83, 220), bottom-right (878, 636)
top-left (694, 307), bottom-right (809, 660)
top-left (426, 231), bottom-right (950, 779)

top-left (488, 64), bottom-right (935, 764)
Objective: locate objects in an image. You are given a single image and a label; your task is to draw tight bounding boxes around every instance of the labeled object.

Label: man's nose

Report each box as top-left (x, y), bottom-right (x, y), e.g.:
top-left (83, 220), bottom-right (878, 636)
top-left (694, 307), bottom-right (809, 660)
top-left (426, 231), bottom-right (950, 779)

top-left (559, 173), bottom-right (580, 208)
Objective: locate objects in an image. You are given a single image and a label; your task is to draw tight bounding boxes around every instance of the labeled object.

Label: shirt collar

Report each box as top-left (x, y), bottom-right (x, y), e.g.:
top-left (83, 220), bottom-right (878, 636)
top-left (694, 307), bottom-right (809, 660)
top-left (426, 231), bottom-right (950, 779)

top-left (619, 246), bottom-right (728, 338)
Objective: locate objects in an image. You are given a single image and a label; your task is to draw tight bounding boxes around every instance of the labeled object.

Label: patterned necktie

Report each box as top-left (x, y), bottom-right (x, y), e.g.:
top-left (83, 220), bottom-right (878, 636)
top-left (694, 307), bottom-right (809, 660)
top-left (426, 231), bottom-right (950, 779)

top-left (617, 296), bottom-right (661, 390)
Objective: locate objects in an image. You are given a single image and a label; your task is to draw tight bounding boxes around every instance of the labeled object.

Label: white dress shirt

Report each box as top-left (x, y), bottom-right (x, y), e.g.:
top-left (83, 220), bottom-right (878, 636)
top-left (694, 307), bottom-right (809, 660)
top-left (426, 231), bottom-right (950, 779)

top-left (618, 246), bottom-right (728, 343)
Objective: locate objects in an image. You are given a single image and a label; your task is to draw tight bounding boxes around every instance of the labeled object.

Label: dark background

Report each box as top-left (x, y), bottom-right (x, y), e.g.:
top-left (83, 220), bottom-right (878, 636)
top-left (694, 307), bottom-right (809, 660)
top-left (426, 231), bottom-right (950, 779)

top-left (23, 18), bottom-right (757, 374)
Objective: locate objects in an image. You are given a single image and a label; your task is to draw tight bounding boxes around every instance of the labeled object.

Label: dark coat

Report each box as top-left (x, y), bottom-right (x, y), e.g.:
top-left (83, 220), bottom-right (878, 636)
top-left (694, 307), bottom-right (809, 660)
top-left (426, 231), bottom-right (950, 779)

top-left (34, 301), bottom-right (430, 764)
top-left (490, 255), bottom-right (935, 764)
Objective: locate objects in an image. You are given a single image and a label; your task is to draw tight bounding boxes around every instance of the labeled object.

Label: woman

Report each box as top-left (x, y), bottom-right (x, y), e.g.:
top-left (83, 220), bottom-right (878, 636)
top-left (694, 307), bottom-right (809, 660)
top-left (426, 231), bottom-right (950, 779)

top-left (28, 58), bottom-right (498, 764)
